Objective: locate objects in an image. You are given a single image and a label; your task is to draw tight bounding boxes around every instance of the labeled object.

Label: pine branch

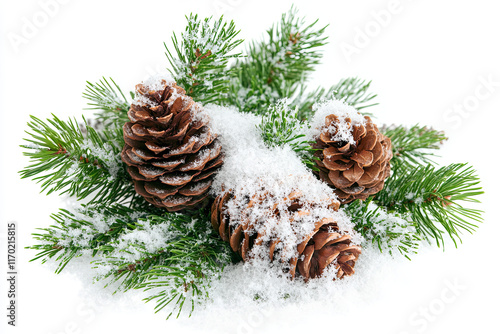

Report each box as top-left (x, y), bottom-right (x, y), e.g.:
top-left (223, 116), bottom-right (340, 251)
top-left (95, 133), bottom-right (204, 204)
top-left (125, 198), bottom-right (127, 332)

top-left (332, 77), bottom-right (378, 111)
top-left (29, 204), bottom-right (232, 319)
top-left (384, 125), bottom-right (447, 169)
top-left (94, 210), bottom-right (232, 319)
top-left (83, 77), bottom-right (131, 127)
top-left (228, 6), bottom-right (328, 115)
top-left (375, 163), bottom-right (483, 247)
top-left (165, 14), bottom-right (243, 104)
top-left (345, 199), bottom-right (420, 259)
top-left (258, 100), bottom-right (317, 169)
top-left (20, 115), bottom-right (134, 204)
top-left (28, 204), bottom-right (146, 274)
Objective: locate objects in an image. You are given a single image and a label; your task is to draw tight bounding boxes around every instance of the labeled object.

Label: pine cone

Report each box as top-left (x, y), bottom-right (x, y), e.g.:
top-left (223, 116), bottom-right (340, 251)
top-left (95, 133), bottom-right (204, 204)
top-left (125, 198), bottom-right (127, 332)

top-left (121, 79), bottom-right (223, 211)
top-left (315, 114), bottom-right (392, 203)
top-left (211, 190), bottom-right (361, 280)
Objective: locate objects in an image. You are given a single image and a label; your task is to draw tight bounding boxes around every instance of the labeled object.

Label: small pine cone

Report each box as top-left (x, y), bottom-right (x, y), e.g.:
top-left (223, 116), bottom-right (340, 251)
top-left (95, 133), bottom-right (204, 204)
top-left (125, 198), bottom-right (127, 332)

top-left (315, 114), bottom-right (393, 204)
top-left (211, 190), bottom-right (361, 280)
top-left (121, 79), bottom-right (223, 211)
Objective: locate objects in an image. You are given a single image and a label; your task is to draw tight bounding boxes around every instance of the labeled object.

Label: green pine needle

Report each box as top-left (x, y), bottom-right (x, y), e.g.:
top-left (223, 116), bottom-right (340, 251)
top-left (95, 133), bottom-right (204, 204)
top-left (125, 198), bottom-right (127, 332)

top-left (28, 204), bottom-right (232, 319)
top-left (28, 204), bottom-right (146, 274)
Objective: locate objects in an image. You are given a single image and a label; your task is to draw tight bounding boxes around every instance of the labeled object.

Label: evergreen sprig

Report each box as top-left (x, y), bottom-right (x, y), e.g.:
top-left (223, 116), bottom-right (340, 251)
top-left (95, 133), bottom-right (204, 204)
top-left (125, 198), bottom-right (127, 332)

top-left (384, 125), bottom-right (447, 169)
top-left (332, 77), bottom-right (378, 111)
top-left (165, 14), bottom-right (243, 104)
top-left (83, 77), bottom-right (131, 127)
top-left (258, 100), bottom-right (317, 169)
top-left (20, 115), bottom-right (134, 204)
top-left (29, 204), bottom-right (232, 319)
top-left (375, 163), bottom-right (483, 247)
top-left (294, 77), bottom-right (378, 120)
top-left (228, 6), bottom-right (328, 115)
top-left (346, 199), bottom-right (420, 259)
top-left (138, 213), bottom-right (232, 319)
top-left (28, 204), bottom-right (146, 273)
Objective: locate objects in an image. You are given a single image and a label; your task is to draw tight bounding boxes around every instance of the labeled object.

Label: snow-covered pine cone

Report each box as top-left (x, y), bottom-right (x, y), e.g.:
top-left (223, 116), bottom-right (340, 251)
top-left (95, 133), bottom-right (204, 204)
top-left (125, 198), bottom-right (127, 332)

top-left (121, 78), bottom-right (223, 211)
top-left (315, 114), bottom-right (392, 204)
top-left (210, 190), bottom-right (362, 280)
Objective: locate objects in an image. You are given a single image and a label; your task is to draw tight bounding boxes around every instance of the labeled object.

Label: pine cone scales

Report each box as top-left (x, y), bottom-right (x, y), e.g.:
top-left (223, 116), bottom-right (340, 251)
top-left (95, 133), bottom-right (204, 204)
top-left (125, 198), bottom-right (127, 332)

top-left (211, 190), bottom-right (361, 280)
top-left (315, 114), bottom-right (392, 203)
top-left (122, 79), bottom-right (223, 211)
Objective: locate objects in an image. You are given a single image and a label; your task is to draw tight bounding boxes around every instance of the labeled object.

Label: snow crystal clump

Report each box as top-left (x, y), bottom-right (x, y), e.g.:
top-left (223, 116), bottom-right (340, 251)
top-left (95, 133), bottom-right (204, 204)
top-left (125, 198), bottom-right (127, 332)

top-left (108, 220), bottom-right (179, 263)
top-left (361, 202), bottom-right (419, 254)
top-left (308, 99), bottom-right (366, 145)
top-left (80, 139), bottom-right (122, 178)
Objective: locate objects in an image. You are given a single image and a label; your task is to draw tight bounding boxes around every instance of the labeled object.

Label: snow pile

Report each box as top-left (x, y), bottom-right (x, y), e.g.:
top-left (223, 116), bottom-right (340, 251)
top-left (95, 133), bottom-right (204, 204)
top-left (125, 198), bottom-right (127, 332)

top-left (202, 242), bottom-right (393, 309)
top-left (309, 99), bottom-right (366, 144)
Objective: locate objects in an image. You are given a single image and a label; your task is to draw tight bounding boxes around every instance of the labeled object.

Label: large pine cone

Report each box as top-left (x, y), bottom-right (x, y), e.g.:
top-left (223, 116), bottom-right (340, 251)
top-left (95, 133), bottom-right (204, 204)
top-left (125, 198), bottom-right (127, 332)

top-left (315, 114), bottom-right (392, 204)
top-left (211, 190), bottom-right (361, 280)
top-left (121, 79), bottom-right (223, 211)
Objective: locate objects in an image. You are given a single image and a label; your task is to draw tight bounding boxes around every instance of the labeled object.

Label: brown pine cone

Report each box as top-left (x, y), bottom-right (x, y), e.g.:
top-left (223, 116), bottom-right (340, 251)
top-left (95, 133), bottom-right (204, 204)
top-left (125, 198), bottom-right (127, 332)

top-left (121, 79), bottom-right (223, 212)
top-left (211, 190), bottom-right (361, 280)
top-left (315, 114), bottom-right (392, 204)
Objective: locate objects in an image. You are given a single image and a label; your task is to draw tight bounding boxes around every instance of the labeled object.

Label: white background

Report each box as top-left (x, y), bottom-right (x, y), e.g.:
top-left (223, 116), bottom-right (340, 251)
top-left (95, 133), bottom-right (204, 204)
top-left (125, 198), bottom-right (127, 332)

top-left (1, 0), bottom-right (499, 333)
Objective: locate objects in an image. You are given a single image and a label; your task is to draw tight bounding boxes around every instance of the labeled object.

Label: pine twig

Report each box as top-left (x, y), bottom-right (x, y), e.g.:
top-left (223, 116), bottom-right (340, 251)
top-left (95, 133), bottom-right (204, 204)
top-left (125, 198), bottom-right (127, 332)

top-left (375, 163), bottom-right (483, 247)
top-left (165, 14), bottom-right (243, 104)
top-left (28, 204), bottom-right (232, 319)
top-left (384, 124), bottom-right (447, 169)
top-left (228, 6), bottom-right (328, 115)
top-left (295, 77), bottom-right (378, 120)
top-left (332, 77), bottom-right (378, 111)
top-left (346, 199), bottom-right (420, 259)
top-left (28, 204), bottom-right (146, 273)
top-left (258, 99), bottom-right (318, 169)
top-left (83, 77), bottom-right (131, 127)
top-left (20, 115), bottom-right (134, 204)
top-left (95, 210), bottom-right (232, 319)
